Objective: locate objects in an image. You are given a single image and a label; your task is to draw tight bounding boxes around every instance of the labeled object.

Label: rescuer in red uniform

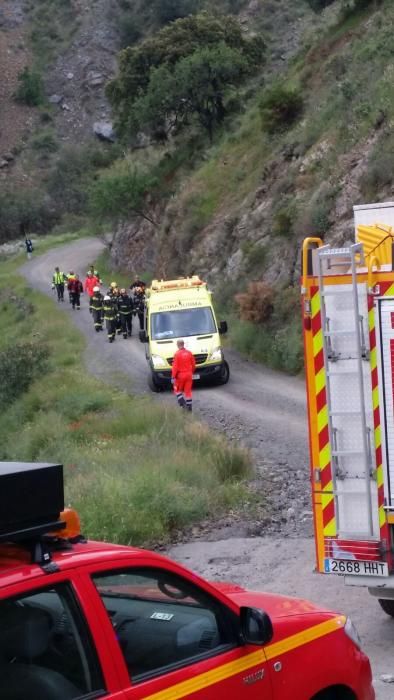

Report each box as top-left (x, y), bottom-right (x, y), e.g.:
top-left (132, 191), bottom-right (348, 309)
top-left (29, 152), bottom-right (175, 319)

top-left (171, 340), bottom-right (196, 412)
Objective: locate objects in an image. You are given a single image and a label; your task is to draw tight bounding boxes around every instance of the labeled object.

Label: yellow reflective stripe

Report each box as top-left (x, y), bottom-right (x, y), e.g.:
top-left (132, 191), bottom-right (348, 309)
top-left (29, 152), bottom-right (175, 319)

top-left (317, 406), bottom-right (328, 433)
top-left (264, 616), bottom-right (345, 660)
top-left (143, 650), bottom-right (264, 700)
top-left (315, 368), bottom-right (326, 395)
top-left (143, 617), bottom-right (345, 700)
top-left (311, 293), bottom-right (321, 317)
top-left (313, 329), bottom-right (323, 356)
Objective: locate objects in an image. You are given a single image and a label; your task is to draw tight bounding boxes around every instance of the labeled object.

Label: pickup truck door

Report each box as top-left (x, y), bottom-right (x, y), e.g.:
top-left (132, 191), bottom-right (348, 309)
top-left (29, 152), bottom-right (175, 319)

top-left (87, 562), bottom-right (273, 700)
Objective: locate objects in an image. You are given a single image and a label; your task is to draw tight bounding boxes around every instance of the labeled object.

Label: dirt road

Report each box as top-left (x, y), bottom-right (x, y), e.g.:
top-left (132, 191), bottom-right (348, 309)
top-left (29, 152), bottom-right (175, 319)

top-left (22, 238), bottom-right (394, 697)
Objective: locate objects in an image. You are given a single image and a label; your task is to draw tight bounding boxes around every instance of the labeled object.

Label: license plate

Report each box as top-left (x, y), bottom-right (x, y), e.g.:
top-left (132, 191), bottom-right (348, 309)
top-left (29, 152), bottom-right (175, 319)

top-left (325, 558), bottom-right (388, 577)
top-left (192, 374), bottom-right (200, 380)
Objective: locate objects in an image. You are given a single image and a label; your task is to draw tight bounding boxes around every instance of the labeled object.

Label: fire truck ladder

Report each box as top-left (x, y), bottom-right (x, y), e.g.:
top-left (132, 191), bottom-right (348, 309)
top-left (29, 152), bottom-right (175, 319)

top-left (317, 243), bottom-right (376, 538)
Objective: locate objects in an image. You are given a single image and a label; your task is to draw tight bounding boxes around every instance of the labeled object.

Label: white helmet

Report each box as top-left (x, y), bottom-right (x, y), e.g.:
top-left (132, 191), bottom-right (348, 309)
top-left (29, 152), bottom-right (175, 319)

top-left (93, 286), bottom-right (100, 292)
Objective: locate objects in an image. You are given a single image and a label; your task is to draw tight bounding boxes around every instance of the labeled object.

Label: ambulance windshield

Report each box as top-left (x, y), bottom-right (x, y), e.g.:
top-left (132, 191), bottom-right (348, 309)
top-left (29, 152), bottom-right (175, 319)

top-left (151, 307), bottom-right (216, 339)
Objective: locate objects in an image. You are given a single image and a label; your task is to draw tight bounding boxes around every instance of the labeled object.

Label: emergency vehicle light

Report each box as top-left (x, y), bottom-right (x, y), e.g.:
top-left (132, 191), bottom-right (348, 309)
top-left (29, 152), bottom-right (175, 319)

top-left (50, 508), bottom-right (81, 540)
top-left (151, 276), bottom-right (205, 292)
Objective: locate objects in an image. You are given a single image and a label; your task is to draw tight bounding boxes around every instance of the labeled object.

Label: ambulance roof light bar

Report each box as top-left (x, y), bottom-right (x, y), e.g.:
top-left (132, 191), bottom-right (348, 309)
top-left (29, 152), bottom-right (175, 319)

top-left (151, 276), bottom-right (206, 292)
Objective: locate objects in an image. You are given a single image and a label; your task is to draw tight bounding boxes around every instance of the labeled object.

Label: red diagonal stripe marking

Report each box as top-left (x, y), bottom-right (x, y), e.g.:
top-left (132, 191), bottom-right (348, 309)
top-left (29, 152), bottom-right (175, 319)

top-left (311, 310), bottom-right (322, 336)
top-left (320, 464), bottom-right (332, 489)
top-left (370, 327), bottom-right (376, 349)
top-left (316, 387), bottom-right (327, 414)
top-left (322, 499), bottom-right (335, 528)
top-left (376, 445), bottom-right (382, 467)
top-left (374, 406), bottom-right (380, 429)
top-left (314, 348), bottom-right (324, 374)
top-left (371, 367), bottom-right (378, 390)
top-left (319, 424), bottom-right (329, 451)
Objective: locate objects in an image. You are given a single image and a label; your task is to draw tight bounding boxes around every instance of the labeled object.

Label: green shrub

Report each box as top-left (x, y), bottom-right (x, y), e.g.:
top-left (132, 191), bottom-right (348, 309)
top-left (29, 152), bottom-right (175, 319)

top-left (0, 342), bottom-right (49, 405)
top-left (31, 129), bottom-right (58, 154)
top-left (0, 188), bottom-right (58, 243)
top-left (15, 67), bottom-right (44, 106)
top-left (259, 84), bottom-right (303, 134)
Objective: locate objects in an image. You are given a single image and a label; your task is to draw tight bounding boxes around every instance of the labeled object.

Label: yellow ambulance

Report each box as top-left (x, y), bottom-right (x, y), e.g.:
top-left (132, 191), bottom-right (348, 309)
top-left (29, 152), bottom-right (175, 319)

top-left (139, 276), bottom-right (230, 392)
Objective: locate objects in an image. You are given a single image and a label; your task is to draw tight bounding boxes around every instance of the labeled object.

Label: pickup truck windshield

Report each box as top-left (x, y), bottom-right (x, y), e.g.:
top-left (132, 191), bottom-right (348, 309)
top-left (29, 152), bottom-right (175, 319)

top-left (151, 307), bottom-right (216, 339)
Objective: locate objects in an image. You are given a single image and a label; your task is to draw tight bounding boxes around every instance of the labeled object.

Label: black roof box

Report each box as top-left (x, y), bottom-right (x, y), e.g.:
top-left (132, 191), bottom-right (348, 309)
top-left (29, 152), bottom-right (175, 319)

top-left (0, 463), bottom-right (64, 542)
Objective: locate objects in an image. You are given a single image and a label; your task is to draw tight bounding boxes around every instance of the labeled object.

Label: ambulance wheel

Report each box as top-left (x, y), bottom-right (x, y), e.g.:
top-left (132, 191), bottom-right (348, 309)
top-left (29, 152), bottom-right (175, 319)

top-left (378, 598), bottom-right (394, 617)
top-left (148, 373), bottom-right (163, 393)
top-left (216, 361), bottom-right (230, 385)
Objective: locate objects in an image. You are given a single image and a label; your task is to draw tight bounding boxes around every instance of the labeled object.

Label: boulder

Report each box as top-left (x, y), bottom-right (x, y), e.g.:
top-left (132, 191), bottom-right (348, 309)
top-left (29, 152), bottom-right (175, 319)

top-left (48, 94), bottom-right (63, 105)
top-left (2, 153), bottom-right (14, 162)
top-left (93, 121), bottom-right (115, 142)
top-left (86, 71), bottom-right (104, 87)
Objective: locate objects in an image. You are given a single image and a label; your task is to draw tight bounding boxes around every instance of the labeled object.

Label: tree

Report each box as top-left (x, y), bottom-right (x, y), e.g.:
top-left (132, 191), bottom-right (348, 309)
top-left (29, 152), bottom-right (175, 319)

top-left (132, 43), bottom-right (248, 140)
top-left (89, 166), bottom-right (159, 225)
top-left (107, 12), bottom-right (265, 140)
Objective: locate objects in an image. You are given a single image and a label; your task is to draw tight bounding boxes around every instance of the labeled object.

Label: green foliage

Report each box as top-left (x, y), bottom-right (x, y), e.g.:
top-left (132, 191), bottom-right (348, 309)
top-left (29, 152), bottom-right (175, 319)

top-left (46, 144), bottom-right (120, 218)
top-left (0, 188), bottom-right (58, 243)
top-left (31, 129), bottom-right (59, 154)
top-left (0, 342), bottom-right (49, 405)
top-left (359, 134), bottom-right (394, 199)
top-left (89, 165), bottom-right (159, 224)
top-left (27, 0), bottom-right (77, 69)
top-left (133, 42), bottom-right (249, 140)
top-left (107, 12), bottom-right (265, 140)
top-left (229, 286), bottom-right (303, 374)
top-left (15, 67), bottom-right (44, 106)
top-left (259, 84), bottom-right (303, 134)
top-left (272, 198), bottom-right (297, 238)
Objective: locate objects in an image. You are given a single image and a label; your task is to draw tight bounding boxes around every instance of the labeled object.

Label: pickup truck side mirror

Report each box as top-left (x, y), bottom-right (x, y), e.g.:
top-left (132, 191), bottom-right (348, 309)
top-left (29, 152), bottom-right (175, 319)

top-left (139, 330), bottom-right (148, 343)
top-left (219, 320), bottom-right (228, 335)
top-left (240, 606), bottom-right (273, 646)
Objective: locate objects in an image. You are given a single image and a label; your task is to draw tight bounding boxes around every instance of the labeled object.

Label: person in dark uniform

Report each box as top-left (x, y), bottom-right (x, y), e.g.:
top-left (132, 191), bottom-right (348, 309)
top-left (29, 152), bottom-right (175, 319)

top-left (118, 289), bottom-right (133, 339)
top-left (130, 278), bottom-right (146, 331)
top-left (67, 274), bottom-right (83, 310)
top-left (103, 294), bottom-right (118, 343)
top-left (91, 286), bottom-right (104, 332)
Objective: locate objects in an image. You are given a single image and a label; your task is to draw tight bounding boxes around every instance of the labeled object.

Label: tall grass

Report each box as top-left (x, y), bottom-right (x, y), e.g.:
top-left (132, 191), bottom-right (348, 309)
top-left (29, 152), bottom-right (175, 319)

top-left (0, 248), bottom-right (251, 545)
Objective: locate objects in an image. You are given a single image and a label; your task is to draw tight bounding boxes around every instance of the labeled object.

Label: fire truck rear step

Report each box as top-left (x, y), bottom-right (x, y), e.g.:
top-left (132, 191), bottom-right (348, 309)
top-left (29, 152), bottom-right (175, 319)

top-left (317, 244), bottom-right (378, 539)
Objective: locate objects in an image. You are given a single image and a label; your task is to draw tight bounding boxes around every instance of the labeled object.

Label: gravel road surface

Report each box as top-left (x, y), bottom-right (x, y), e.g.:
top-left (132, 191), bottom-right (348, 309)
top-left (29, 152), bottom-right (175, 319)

top-left (22, 238), bottom-right (394, 697)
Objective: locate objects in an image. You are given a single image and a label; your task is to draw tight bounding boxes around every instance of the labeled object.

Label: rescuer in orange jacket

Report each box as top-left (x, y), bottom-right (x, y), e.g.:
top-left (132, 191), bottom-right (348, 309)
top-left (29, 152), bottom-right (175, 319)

top-left (84, 272), bottom-right (100, 313)
top-left (171, 340), bottom-right (196, 412)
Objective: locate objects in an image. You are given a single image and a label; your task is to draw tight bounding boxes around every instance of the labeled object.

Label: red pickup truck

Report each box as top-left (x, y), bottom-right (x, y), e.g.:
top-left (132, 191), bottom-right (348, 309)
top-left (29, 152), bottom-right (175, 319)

top-left (0, 462), bottom-right (374, 700)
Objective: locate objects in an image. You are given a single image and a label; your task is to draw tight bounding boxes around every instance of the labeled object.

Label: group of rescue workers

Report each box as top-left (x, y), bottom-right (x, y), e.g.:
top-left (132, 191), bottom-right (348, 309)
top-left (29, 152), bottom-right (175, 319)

top-left (52, 265), bottom-right (146, 342)
top-left (52, 266), bottom-right (196, 412)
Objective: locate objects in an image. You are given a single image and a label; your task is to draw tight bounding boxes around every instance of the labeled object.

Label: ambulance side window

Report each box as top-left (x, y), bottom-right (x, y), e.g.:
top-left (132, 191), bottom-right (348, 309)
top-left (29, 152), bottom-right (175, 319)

top-left (92, 567), bottom-right (238, 683)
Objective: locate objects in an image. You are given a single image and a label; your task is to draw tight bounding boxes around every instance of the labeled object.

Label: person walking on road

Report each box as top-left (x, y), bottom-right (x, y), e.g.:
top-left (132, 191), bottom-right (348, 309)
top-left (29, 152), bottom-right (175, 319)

top-left (66, 271), bottom-right (76, 304)
top-left (52, 266), bottom-right (67, 302)
top-left (118, 289), bottom-right (133, 339)
top-left (25, 238), bottom-right (33, 260)
top-left (130, 278), bottom-right (146, 331)
top-left (103, 294), bottom-right (118, 343)
top-left (91, 286), bottom-right (104, 332)
top-left (84, 271), bottom-right (100, 313)
top-left (68, 274), bottom-right (83, 310)
top-left (171, 339), bottom-right (196, 412)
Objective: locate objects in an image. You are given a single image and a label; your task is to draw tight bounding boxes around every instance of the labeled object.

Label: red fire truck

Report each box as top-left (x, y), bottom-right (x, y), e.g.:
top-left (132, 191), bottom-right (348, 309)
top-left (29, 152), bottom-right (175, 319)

top-left (0, 462), bottom-right (373, 699)
top-left (303, 201), bottom-right (394, 616)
